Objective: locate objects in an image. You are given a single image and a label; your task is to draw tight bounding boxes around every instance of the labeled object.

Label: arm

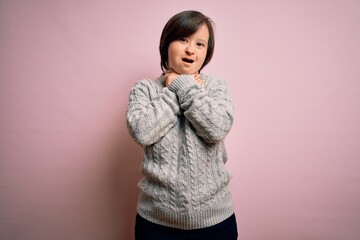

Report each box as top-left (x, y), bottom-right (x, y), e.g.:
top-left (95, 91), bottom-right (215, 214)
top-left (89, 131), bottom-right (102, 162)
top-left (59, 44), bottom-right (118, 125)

top-left (127, 79), bottom-right (181, 146)
top-left (169, 75), bottom-right (234, 143)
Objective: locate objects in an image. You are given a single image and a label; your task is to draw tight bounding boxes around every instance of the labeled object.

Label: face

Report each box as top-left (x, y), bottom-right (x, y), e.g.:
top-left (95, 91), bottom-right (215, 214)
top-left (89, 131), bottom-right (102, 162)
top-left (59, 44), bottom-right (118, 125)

top-left (167, 24), bottom-right (209, 74)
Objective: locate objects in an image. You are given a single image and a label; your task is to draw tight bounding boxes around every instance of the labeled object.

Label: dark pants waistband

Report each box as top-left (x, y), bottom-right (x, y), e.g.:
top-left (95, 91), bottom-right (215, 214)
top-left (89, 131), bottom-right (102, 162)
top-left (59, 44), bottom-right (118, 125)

top-left (135, 213), bottom-right (238, 240)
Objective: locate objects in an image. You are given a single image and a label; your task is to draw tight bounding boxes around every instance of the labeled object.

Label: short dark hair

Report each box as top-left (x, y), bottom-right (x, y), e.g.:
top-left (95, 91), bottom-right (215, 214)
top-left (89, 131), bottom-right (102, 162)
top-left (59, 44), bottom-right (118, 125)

top-left (159, 10), bottom-right (215, 73)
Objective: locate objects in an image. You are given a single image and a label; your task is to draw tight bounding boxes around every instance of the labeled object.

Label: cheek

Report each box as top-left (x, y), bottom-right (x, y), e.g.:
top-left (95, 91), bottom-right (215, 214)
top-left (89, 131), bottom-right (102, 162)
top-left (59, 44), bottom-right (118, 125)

top-left (168, 46), bottom-right (178, 64)
top-left (198, 50), bottom-right (207, 63)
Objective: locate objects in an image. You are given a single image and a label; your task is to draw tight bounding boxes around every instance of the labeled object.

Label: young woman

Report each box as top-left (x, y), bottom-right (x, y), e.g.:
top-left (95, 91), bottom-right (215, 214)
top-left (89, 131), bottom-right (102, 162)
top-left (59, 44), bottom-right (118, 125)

top-left (127, 10), bottom-right (238, 240)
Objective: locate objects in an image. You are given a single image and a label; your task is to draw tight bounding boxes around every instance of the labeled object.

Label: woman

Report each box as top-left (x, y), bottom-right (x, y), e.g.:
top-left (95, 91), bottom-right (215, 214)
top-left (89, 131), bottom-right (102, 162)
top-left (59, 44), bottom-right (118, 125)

top-left (127, 10), bottom-right (238, 240)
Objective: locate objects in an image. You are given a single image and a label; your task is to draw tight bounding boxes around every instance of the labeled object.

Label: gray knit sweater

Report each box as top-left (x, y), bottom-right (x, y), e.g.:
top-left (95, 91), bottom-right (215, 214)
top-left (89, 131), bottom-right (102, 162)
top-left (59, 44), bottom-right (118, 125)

top-left (126, 73), bottom-right (234, 230)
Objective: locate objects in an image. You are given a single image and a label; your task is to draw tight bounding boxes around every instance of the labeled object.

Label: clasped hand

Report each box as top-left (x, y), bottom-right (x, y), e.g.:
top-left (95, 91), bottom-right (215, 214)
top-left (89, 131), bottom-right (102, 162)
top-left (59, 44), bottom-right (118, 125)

top-left (164, 69), bottom-right (204, 88)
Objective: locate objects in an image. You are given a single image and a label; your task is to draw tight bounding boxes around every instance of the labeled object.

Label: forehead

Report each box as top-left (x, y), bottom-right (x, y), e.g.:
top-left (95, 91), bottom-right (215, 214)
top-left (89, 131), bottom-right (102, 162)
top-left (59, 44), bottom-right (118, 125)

top-left (190, 24), bottom-right (209, 41)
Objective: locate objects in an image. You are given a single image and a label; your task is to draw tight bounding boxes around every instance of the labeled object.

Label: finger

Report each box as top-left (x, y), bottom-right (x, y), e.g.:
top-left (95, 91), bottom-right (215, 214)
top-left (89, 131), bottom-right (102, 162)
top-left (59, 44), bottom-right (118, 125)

top-left (195, 79), bottom-right (203, 86)
top-left (194, 74), bottom-right (200, 81)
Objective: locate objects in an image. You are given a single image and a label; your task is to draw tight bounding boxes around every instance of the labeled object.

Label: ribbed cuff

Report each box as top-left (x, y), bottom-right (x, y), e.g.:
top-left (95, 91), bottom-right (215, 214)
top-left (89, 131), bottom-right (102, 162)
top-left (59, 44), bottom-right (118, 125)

top-left (169, 75), bottom-right (196, 95)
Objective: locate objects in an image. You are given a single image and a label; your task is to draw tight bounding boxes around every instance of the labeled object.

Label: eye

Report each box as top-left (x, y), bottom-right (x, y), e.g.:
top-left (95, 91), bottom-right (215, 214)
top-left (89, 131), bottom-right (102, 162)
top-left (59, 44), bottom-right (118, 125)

top-left (196, 42), bottom-right (206, 47)
top-left (178, 37), bottom-right (188, 43)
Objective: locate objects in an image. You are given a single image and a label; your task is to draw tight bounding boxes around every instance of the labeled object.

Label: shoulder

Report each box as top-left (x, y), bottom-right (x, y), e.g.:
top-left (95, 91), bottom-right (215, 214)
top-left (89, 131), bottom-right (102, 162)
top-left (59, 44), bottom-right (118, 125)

top-left (201, 73), bottom-right (229, 90)
top-left (130, 76), bottom-right (165, 92)
top-left (132, 76), bottom-right (163, 87)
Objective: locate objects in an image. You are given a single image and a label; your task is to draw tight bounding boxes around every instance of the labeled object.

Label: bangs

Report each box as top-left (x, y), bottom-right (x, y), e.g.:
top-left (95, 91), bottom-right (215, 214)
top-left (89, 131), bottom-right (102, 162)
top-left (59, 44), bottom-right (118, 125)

top-left (170, 17), bottom-right (204, 41)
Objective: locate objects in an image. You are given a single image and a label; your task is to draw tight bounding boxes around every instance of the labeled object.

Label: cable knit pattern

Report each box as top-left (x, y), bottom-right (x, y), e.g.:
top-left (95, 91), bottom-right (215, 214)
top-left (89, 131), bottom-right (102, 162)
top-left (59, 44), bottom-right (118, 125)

top-left (127, 74), bottom-right (234, 230)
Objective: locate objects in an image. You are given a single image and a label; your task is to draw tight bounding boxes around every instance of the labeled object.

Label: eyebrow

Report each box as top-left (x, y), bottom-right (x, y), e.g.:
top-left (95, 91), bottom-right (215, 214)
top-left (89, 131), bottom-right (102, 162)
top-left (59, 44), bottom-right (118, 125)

top-left (196, 38), bottom-right (208, 43)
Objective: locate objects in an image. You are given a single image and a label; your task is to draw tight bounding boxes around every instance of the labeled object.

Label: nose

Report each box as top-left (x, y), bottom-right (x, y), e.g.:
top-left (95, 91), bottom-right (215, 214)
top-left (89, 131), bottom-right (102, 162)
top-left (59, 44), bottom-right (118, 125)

top-left (185, 43), bottom-right (195, 55)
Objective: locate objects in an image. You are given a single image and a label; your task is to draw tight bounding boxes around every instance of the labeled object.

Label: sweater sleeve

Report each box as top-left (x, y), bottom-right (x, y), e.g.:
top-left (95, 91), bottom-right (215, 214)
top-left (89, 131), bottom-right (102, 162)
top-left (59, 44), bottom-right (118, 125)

top-left (169, 75), bottom-right (234, 143)
top-left (127, 79), bottom-right (181, 146)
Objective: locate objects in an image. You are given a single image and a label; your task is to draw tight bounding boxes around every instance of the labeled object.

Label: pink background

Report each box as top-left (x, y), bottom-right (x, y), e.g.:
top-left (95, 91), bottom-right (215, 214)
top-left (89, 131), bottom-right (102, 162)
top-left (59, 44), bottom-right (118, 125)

top-left (1, 0), bottom-right (360, 239)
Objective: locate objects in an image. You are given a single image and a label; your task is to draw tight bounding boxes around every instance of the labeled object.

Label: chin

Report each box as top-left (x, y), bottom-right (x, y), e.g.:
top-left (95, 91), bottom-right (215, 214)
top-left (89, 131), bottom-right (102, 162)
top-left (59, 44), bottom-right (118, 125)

top-left (171, 65), bottom-right (198, 75)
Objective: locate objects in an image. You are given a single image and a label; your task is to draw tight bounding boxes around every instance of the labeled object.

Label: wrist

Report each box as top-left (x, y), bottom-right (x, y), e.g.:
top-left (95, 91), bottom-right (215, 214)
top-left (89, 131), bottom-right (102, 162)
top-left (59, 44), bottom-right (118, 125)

top-left (169, 75), bottom-right (195, 93)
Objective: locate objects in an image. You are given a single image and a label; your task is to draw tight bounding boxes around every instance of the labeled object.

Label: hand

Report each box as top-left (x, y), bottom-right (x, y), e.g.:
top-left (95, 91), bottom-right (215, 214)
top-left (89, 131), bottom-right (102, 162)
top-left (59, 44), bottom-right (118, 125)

top-left (194, 72), bottom-right (205, 86)
top-left (164, 69), bottom-right (179, 88)
top-left (163, 69), bottom-right (204, 87)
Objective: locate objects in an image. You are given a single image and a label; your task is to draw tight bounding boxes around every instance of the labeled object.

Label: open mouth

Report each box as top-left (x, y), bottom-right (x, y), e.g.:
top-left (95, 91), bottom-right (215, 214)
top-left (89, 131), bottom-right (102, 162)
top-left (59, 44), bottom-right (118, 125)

top-left (182, 58), bottom-right (194, 64)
